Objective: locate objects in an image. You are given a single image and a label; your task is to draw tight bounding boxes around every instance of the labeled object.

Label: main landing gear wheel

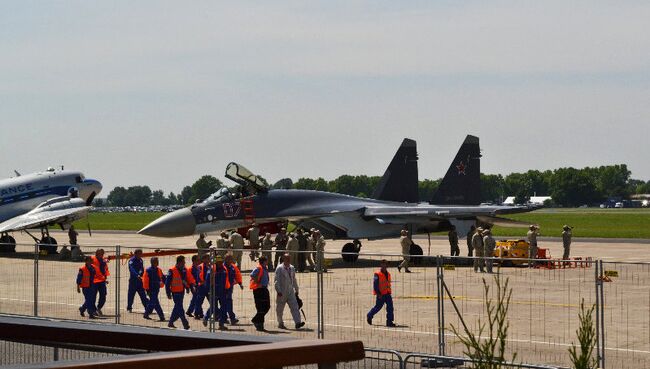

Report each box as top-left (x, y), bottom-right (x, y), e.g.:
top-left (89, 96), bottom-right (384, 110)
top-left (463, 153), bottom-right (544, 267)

top-left (341, 240), bottom-right (362, 263)
top-left (0, 233), bottom-right (16, 253)
top-left (409, 243), bottom-right (423, 265)
top-left (39, 236), bottom-right (58, 254)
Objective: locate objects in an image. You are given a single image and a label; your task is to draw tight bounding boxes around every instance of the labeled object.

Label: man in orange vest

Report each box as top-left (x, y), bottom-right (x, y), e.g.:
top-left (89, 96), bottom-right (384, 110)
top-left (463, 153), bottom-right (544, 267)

top-left (367, 259), bottom-right (396, 327)
top-left (76, 256), bottom-right (98, 319)
top-left (193, 254), bottom-right (210, 319)
top-left (225, 254), bottom-right (243, 325)
top-left (250, 255), bottom-right (270, 331)
top-left (91, 249), bottom-right (110, 316)
top-left (165, 255), bottom-right (192, 329)
top-left (201, 255), bottom-right (230, 330)
top-left (143, 257), bottom-right (165, 321)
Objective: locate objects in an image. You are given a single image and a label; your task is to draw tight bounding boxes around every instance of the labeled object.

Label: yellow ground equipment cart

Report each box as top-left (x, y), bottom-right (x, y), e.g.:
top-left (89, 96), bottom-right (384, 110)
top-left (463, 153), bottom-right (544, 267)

top-left (494, 239), bottom-right (530, 266)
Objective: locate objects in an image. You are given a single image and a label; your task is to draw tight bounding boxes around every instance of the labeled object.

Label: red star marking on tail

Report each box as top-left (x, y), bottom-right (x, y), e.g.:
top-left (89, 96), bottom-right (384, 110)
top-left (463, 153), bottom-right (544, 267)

top-left (456, 161), bottom-right (466, 175)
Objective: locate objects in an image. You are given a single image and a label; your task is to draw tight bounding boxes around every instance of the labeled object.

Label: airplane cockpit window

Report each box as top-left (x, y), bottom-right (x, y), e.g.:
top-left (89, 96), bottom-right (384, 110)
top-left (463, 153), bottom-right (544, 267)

top-left (75, 175), bottom-right (84, 183)
top-left (204, 187), bottom-right (234, 203)
top-left (225, 162), bottom-right (268, 193)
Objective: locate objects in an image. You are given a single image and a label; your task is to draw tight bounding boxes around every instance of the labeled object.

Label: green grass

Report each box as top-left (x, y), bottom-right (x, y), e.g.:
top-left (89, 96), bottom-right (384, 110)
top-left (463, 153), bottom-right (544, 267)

top-left (73, 212), bottom-right (166, 231)
top-left (75, 208), bottom-right (650, 239)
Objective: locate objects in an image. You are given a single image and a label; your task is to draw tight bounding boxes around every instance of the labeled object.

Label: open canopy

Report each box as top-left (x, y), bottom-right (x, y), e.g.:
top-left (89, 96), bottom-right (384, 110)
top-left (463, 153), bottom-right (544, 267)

top-left (225, 162), bottom-right (268, 193)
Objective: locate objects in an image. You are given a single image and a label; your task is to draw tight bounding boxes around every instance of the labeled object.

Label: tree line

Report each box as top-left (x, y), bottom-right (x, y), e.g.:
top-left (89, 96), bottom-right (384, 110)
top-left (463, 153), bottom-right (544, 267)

top-left (103, 164), bottom-right (649, 207)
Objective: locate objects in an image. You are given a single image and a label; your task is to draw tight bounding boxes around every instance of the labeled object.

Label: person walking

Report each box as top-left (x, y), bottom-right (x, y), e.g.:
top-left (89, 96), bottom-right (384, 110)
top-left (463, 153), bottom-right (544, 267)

top-left (229, 230), bottom-right (244, 269)
top-left (250, 256), bottom-right (270, 331)
top-left (224, 254), bottom-right (243, 325)
top-left (448, 225), bottom-right (460, 256)
top-left (261, 233), bottom-right (274, 270)
top-left (186, 255), bottom-right (202, 318)
top-left (397, 230), bottom-right (412, 273)
top-left (143, 257), bottom-right (166, 322)
top-left (274, 253), bottom-right (305, 330)
top-left (367, 259), bottom-right (396, 327)
top-left (482, 228), bottom-right (496, 274)
top-left (562, 225), bottom-right (572, 263)
top-left (193, 254), bottom-right (210, 319)
top-left (76, 256), bottom-right (98, 319)
top-left (247, 223), bottom-right (261, 261)
top-left (273, 227), bottom-right (288, 268)
top-left (202, 255), bottom-right (230, 330)
top-left (91, 249), bottom-right (110, 315)
top-left (466, 225), bottom-right (476, 257)
top-left (312, 230), bottom-right (327, 272)
top-left (472, 227), bottom-right (485, 273)
top-left (527, 225), bottom-right (539, 268)
top-left (127, 249), bottom-right (149, 313)
top-left (165, 255), bottom-right (192, 329)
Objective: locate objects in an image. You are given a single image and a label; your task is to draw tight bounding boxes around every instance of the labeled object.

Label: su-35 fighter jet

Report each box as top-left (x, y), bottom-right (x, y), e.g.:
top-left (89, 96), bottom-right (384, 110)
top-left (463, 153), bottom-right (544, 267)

top-left (140, 136), bottom-right (536, 260)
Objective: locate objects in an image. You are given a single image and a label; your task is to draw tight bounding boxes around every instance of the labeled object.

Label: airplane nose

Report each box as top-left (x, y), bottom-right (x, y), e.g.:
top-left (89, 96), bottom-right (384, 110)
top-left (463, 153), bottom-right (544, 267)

top-left (138, 208), bottom-right (196, 237)
top-left (84, 179), bottom-right (103, 195)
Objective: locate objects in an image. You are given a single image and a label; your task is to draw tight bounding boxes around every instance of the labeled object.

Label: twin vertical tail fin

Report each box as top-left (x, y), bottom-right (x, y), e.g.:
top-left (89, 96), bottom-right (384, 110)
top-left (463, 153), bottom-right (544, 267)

top-left (431, 135), bottom-right (481, 205)
top-left (372, 138), bottom-right (419, 203)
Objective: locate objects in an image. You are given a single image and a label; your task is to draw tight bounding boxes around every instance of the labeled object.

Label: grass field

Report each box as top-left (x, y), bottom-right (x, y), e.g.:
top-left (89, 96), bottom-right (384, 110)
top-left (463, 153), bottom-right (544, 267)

top-left (75, 208), bottom-right (650, 238)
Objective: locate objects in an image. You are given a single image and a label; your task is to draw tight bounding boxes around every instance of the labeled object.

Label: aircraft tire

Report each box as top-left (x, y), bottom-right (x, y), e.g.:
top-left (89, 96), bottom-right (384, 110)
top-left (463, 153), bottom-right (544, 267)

top-left (39, 236), bottom-right (58, 254)
top-left (341, 243), bottom-right (360, 263)
top-left (410, 243), bottom-right (423, 265)
top-left (0, 235), bottom-right (16, 253)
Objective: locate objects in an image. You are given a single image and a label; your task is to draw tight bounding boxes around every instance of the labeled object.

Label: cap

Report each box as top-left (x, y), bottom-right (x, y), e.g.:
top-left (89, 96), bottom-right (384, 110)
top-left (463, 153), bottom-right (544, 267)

top-left (476, 227), bottom-right (483, 232)
top-left (483, 228), bottom-right (491, 234)
top-left (563, 225), bottom-right (572, 230)
top-left (529, 225), bottom-right (536, 230)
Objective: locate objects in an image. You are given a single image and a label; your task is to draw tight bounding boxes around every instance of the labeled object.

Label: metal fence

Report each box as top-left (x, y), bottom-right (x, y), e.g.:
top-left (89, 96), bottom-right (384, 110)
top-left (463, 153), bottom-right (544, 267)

top-left (1, 242), bottom-right (649, 368)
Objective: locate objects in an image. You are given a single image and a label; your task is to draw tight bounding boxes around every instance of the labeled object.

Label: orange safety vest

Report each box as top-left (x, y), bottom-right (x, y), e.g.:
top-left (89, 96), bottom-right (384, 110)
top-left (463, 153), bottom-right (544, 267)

top-left (143, 267), bottom-right (164, 290)
top-left (91, 256), bottom-right (110, 283)
top-left (216, 264), bottom-right (231, 290)
top-left (185, 266), bottom-right (196, 286)
top-left (373, 270), bottom-right (392, 296)
top-left (78, 265), bottom-right (94, 288)
top-left (232, 264), bottom-right (242, 285)
top-left (168, 266), bottom-right (188, 293)
top-left (198, 263), bottom-right (209, 286)
top-left (249, 264), bottom-right (265, 290)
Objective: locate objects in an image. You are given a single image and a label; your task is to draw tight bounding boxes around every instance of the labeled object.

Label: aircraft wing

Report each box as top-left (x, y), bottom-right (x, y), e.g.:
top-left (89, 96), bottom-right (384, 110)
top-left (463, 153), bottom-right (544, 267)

top-left (0, 197), bottom-right (90, 233)
top-left (362, 205), bottom-right (532, 227)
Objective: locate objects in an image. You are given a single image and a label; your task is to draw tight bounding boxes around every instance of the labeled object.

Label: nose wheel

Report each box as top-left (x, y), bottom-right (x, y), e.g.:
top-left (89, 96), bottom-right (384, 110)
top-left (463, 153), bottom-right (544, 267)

top-left (0, 232), bottom-right (16, 253)
top-left (39, 236), bottom-right (58, 254)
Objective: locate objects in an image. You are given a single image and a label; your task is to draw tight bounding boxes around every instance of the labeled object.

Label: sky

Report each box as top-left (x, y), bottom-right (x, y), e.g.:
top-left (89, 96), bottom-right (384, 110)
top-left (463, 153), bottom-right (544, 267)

top-left (1, 1), bottom-right (649, 194)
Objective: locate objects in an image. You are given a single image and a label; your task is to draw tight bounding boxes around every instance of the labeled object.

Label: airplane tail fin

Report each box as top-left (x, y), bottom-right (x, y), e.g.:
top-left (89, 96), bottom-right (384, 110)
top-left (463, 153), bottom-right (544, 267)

top-left (371, 138), bottom-right (419, 203)
top-left (431, 135), bottom-right (481, 205)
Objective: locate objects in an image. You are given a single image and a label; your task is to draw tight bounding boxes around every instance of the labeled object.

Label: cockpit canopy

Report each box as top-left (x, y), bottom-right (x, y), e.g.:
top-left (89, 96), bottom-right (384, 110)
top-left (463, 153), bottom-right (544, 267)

top-left (204, 187), bottom-right (233, 203)
top-left (225, 162), bottom-right (268, 193)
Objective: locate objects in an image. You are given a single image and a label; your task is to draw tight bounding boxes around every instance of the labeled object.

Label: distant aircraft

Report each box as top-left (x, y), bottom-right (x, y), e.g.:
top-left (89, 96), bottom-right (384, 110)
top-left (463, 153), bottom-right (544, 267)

top-left (0, 167), bottom-right (102, 253)
top-left (139, 136), bottom-right (536, 259)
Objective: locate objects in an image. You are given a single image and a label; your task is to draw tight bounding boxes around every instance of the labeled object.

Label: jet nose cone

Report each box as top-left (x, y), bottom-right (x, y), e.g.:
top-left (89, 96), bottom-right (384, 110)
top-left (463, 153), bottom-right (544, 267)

top-left (138, 208), bottom-right (196, 237)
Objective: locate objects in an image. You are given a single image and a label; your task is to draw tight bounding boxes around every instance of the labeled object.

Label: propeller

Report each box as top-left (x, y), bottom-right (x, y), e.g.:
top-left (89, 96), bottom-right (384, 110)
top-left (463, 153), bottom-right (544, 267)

top-left (86, 191), bottom-right (96, 206)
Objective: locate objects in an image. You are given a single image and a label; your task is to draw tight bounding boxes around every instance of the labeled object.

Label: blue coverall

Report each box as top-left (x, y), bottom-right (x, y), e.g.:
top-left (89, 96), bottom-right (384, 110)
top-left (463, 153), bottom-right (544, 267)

top-left (186, 264), bottom-right (201, 316)
top-left (77, 266), bottom-right (96, 316)
top-left (203, 265), bottom-right (228, 326)
top-left (144, 266), bottom-right (165, 320)
top-left (127, 256), bottom-right (149, 311)
top-left (166, 267), bottom-right (189, 327)
top-left (367, 271), bottom-right (394, 324)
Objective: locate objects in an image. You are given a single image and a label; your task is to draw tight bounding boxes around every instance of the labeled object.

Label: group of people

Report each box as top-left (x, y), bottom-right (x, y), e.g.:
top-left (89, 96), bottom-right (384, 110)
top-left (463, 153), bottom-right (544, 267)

top-left (75, 249), bottom-right (110, 318)
top-left (196, 225), bottom-right (327, 273)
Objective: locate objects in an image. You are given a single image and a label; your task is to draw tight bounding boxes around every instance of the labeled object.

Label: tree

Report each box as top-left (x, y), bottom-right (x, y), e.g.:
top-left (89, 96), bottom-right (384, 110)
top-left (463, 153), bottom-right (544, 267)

top-left (272, 178), bottom-right (294, 189)
top-left (180, 186), bottom-right (193, 205)
top-left (418, 179), bottom-right (440, 202)
top-left (190, 175), bottom-right (223, 203)
top-left (480, 174), bottom-right (505, 203)
top-left (167, 192), bottom-right (179, 205)
top-left (123, 186), bottom-right (152, 206)
top-left (107, 186), bottom-right (128, 206)
top-left (550, 167), bottom-right (599, 206)
top-left (591, 165), bottom-right (631, 199)
top-left (151, 190), bottom-right (166, 205)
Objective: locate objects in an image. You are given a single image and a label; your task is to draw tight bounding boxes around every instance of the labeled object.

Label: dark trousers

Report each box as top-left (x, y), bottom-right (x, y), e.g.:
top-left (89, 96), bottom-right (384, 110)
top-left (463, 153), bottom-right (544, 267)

top-left (367, 294), bottom-right (394, 324)
top-left (80, 286), bottom-right (96, 315)
top-left (297, 252), bottom-right (306, 272)
top-left (226, 289), bottom-right (236, 320)
top-left (274, 249), bottom-right (285, 270)
top-left (193, 286), bottom-right (207, 317)
top-left (252, 287), bottom-right (270, 325)
top-left (169, 292), bottom-right (188, 326)
top-left (95, 282), bottom-right (107, 310)
top-left (204, 293), bottom-right (227, 325)
top-left (127, 278), bottom-right (148, 310)
top-left (144, 289), bottom-right (164, 320)
top-left (187, 289), bottom-right (198, 315)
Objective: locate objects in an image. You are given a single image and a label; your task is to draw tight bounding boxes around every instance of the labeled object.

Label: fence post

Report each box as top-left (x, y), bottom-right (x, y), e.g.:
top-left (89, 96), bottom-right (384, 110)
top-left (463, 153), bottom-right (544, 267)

top-left (53, 347), bottom-right (59, 361)
top-left (436, 255), bottom-right (444, 355)
top-left (115, 245), bottom-right (121, 324)
top-left (595, 259), bottom-right (603, 368)
top-left (209, 247), bottom-right (216, 333)
top-left (599, 260), bottom-right (606, 369)
top-left (317, 248), bottom-right (324, 339)
top-left (34, 242), bottom-right (39, 317)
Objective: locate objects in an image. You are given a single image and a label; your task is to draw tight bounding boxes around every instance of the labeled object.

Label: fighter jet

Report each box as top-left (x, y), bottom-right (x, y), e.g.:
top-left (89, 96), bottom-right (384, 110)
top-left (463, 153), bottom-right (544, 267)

top-left (0, 167), bottom-right (102, 253)
top-left (139, 136), bottom-right (535, 260)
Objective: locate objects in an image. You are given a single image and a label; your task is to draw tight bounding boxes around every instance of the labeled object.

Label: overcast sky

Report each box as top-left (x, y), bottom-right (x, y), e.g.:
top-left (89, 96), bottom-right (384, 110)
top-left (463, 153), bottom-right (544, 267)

top-left (1, 1), bottom-right (648, 194)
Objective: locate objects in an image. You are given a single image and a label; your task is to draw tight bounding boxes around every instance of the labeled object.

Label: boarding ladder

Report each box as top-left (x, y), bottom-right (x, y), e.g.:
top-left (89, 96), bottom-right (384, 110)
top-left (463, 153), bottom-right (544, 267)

top-left (241, 199), bottom-right (255, 224)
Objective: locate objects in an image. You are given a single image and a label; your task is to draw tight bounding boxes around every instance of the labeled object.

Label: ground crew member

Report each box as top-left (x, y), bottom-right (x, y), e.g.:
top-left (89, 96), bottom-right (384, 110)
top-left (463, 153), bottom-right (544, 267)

top-left (225, 254), bottom-right (243, 325)
top-left (472, 227), bottom-right (485, 273)
top-left (274, 227), bottom-right (288, 268)
top-left (69, 225), bottom-right (79, 254)
top-left (196, 233), bottom-right (212, 258)
top-left (562, 225), bottom-right (572, 262)
top-left (527, 225), bottom-right (539, 268)
top-left (229, 230), bottom-right (244, 269)
top-left (59, 245), bottom-right (71, 260)
top-left (193, 254), bottom-right (210, 318)
top-left (286, 232), bottom-right (299, 262)
top-left (305, 229), bottom-right (317, 271)
top-left (367, 259), bottom-right (396, 327)
top-left (250, 256), bottom-right (270, 331)
top-left (312, 230), bottom-right (327, 272)
top-left (165, 255), bottom-right (192, 329)
top-left (296, 228), bottom-right (308, 272)
top-left (77, 256), bottom-right (98, 319)
top-left (261, 233), bottom-right (274, 270)
top-left (397, 230), bottom-right (412, 273)
top-left (127, 249), bottom-right (149, 313)
top-left (143, 257), bottom-right (165, 321)
top-left (467, 225), bottom-right (476, 257)
top-left (216, 232), bottom-right (230, 257)
top-left (275, 253), bottom-right (305, 330)
top-left (482, 228), bottom-right (496, 274)
top-left (202, 255), bottom-right (230, 330)
top-left (448, 225), bottom-right (460, 256)
top-left (186, 255), bottom-right (201, 317)
top-left (91, 249), bottom-right (109, 315)
top-left (247, 223), bottom-right (261, 261)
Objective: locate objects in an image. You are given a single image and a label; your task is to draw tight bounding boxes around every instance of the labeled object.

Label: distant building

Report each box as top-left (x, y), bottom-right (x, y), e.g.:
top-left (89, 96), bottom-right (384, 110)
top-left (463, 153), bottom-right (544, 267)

top-left (503, 196), bottom-right (552, 206)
